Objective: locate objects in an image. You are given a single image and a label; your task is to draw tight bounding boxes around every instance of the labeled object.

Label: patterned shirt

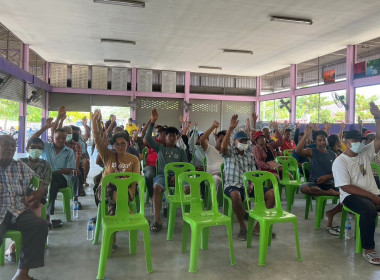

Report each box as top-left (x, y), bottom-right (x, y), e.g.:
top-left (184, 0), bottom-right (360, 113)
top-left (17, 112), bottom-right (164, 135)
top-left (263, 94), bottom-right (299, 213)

top-left (0, 160), bottom-right (35, 223)
top-left (223, 147), bottom-right (256, 189)
top-left (20, 157), bottom-right (52, 199)
top-left (65, 140), bottom-right (82, 159)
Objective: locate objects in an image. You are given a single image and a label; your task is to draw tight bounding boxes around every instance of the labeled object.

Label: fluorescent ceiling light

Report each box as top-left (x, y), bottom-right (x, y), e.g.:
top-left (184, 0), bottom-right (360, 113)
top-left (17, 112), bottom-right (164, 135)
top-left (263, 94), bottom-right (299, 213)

top-left (94, 0), bottom-right (145, 8)
top-left (223, 49), bottom-right (253, 55)
top-left (199, 66), bottom-right (222, 70)
top-left (104, 59), bottom-right (130, 63)
top-left (101, 38), bottom-right (136, 45)
top-left (270, 16), bottom-right (312, 25)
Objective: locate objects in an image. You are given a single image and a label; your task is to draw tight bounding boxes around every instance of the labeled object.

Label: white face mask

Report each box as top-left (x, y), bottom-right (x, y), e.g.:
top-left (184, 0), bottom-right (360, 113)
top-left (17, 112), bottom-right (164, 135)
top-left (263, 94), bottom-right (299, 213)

top-left (349, 141), bottom-right (364, 154)
top-left (237, 142), bottom-right (249, 151)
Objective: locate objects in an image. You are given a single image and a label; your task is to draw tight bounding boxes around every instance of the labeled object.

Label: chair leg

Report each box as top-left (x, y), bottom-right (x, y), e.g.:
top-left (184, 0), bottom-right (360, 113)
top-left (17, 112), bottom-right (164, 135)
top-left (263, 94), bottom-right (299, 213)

top-left (189, 226), bottom-right (201, 273)
top-left (258, 222), bottom-right (269, 266)
top-left (227, 223), bottom-right (236, 266)
top-left (142, 227), bottom-right (153, 273)
top-left (0, 238), bottom-right (5, 265)
top-left (62, 190), bottom-right (72, 222)
top-left (166, 202), bottom-right (178, 241)
top-left (182, 221), bottom-right (190, 253)
top-left (93, 204), bottom-right (102, 245)
top-left (314, 197), bottom-right (324, 230)
top-left (292, 220), bottom-right (302, 262)
top-left (267, 225), bottom-right (273, 246)
top-left (305, 195), bottom-right (312, 219)
top-left (285, 186), bottom-right (295, 212)
top-left (201, 227), bottom-right (210, 250)
top-left (129, 230), bottom-right (138, 255)
top-left (339, 208), bottom-right (347, 240)
top-left (247, 216), bottom-right (254, 248)
top-left (355, 215), bottom-right (363, 254)
top-left (14, 235), bottom-right (22, 265)
top-left (96, 231), bottom-right (112, 280)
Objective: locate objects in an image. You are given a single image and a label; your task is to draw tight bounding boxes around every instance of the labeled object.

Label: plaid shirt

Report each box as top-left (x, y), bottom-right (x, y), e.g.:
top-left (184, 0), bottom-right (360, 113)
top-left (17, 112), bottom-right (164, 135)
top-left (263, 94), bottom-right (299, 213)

top-left (223, 147), bottom-right (256, 189)
top-left (65, 140), bottom-right (82, 159)
top-left (0, 160), bottom-right (35, 223)
top-left (20, 157), bottom-right (51, 200)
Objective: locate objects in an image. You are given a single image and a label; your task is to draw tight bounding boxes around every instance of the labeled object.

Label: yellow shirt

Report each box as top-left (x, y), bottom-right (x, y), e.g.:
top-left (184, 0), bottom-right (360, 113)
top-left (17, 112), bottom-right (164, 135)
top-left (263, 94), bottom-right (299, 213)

top-left (126, 123), bottom-right (137, 136)
top-left (340, 142), bottom-right (347, 152)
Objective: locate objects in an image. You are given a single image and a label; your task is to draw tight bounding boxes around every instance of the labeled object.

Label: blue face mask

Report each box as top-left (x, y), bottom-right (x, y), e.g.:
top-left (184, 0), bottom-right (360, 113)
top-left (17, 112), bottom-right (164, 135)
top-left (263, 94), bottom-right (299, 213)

top-left (29, 149), bottom-right (43, 159)
top-left (349, 141), bottom-right (364, 154)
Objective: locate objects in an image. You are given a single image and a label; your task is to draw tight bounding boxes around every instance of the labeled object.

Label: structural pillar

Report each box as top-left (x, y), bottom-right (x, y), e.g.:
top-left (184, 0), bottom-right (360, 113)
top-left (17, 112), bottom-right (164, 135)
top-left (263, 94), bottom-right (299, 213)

top-left (184, 71), bottom-right (190, 121)
top-left (41, 61), bottom-right (49, 142)
top-left (290, 64), bottom-right (297, 123)
top-left (18, 44), bottom-right (29, 153)
top-left (255, 76), bottom-right (261, 121)
top-left (131, 67), bottom-right (137, 120)
top-left (346, 45), bottom-right (356, 124)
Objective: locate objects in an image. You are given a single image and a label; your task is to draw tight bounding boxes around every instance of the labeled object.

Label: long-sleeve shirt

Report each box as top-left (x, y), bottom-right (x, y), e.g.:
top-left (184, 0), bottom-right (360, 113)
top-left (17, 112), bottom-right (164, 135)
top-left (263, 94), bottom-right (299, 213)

top-left (146, 123), bottom-right (188, 175)
top-left (188, 127), bottom-right (206, 168)
top-left (253, 130), bottom-right (284, 170)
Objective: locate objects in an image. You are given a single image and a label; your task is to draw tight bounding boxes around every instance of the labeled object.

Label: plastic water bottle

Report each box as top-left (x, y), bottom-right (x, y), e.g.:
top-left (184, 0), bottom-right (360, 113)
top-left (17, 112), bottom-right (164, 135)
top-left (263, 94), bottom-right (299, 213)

top-left (73, 201), bottom-right (79, 219)
top-left (163, 193), bottom-right (168, 218)
top-left (345, 217), bottom-right (352, 239)
top-left (87, 219), bottom-right (94, 241)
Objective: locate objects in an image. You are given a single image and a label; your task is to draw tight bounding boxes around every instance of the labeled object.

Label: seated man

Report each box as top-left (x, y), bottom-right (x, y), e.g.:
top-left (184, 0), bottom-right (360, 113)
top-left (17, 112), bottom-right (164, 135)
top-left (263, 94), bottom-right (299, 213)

top-left (221, 115), bottom-right (275, 241)
top-left (188, 123), bottom-right (206, 171)
top-left (332, 102), bottom-right (380, 264)
top-left (0, 135), bottom-right (48, 280)
top-left (296, 126), bottom-right (342, 233)
top-left (145, 109), bottom-right (188, 232)
top-left (31, 118), bottom-right (76, 225)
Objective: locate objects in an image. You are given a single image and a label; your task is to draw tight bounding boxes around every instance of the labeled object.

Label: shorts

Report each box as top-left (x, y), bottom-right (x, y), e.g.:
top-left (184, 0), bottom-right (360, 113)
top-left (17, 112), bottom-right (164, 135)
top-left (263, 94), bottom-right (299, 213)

top-left (300, 181), bottom-right (338, 192)
top-left (224, 186), bottom-right (270, 201)
top-left (153, 173), bottom-right (174, 191)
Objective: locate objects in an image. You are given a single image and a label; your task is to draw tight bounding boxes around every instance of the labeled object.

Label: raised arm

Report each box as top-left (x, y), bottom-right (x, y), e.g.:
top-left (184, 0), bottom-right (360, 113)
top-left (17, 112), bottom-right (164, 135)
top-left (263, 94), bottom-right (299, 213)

top-left (270, 122), bottom-right (284, 148)
top-left (30, 117), bottom-right (53, 139)
top-left (281, 121), bottom-right (289, 136)
top-left (91, 110), bottom-right (110, 160)
top-left (200, 120), bottom-right (219, 152)
top-left (370, 102), bottom-right (380, 153)
top-left (140, 120), bottom-right (151, 138)
top-left (188, 123), bottom-right (198, 152)
top-left (358, 116), bottom-right (363, 135)
top-left (338, 121), bottom-right (346, 141)
top-left (252, 112), bottom-right (258, 130)
top-left (221, 114), bottom-right (239, 156)
top-left (294, 122), bottom-right (301, 144)
top-left (295, 124), bottom-right (313, 158)
top-left (145, 109), bottom-right (162, 152)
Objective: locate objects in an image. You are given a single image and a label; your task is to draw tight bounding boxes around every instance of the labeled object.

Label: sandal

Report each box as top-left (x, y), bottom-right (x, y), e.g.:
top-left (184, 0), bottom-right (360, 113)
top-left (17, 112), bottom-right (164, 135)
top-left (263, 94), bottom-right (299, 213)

top-left (150, 222), bottom-right (163, 232)
top-left (326, 226), bottom-right (340, 236)
top-left (5, 252), bottom-right (16, 263)
top-left (237, 229), bottom-right (247, 241)
top-left (363, 251), bottom-right (380, 265)
top-left (253, 231), bottom-right (276, 238)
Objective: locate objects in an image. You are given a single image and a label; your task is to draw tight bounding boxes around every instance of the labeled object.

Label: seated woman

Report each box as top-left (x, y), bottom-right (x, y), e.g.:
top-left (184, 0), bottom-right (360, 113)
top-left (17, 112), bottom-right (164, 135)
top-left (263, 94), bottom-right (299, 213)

top-left (92, 110), bottom-right (140, 249)
top-left (253, 122), bottom-right (283, 178)
top-left (327, 134), bottom-right (343, 156)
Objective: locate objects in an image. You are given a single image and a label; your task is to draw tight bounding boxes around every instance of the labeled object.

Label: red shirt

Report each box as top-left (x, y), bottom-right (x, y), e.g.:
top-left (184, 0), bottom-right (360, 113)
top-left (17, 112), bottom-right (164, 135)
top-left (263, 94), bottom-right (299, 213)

top-left (146, 147), bottom-right (158, 167)
top-left (280, 139), bottom-right (296, 152)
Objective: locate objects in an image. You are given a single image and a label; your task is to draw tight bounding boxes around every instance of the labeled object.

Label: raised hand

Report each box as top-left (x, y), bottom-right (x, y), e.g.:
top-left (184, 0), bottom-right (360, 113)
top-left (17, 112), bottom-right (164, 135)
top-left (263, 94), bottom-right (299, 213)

top-left (370, 102), bottom-right (380, 119)
top-left (179, 115), bottom-right (184, 123)
top-left (252, 113), bottom-right (258, 123)
top-left (340, 121), bottom-right (346, 129)
top-left (311, 123), bottom-right (319, 132)
top-left (82, 116), bottom-right (87, 126)
top-left (229, 114), bottom-right (239, 129)
top-left (283, 120), bottom-right (289, 128)
top-left (194, 122), bottom-right (198, 127)
top-left (304, 123), bottom-right (312, 136)
top-left (358, 115), bottom-right (363, 125)
top-left (212, 120), bottom-right (220, 128)
top-left (92, 110), bottom-right (102, 132)
top-left (44, 117), bottom-right (54, 128)
top-left (58, 105), bottom-right (66, 118)
top-left (296, 121), bottom-right (301, 129)
top-left (272, 121), bottom-right (279, 131)
top-left (150, 108), bottom-right (159, 123)
top-left (111, 115), bottom-right (116, 123)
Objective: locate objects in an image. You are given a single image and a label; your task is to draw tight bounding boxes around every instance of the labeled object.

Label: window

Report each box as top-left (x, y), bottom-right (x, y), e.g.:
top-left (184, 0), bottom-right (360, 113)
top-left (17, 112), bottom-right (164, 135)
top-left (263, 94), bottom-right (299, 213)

top-left (260, 100), bottom-right (274, 121)
top-left (355, 85), bottom-right (380, 123)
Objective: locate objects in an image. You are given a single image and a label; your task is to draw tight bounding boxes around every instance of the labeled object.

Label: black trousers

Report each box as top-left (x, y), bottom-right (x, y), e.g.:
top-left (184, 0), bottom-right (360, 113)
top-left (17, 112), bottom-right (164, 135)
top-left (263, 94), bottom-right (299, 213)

top-left (0, 210), bottom-right (48, 269)
top-left (47, 172), bottom-right (68, 215)
top-left (343, 195), bottom-right (379, 250)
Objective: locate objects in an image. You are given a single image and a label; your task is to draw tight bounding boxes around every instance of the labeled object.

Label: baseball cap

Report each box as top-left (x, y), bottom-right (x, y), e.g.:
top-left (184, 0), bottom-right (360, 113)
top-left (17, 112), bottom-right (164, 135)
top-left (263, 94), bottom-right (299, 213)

top-left (253, 131), bottom-right (265, 140)
top-left (364, 130), bottom-right (375, 138)
top-left (234, 131), bottom-right (249, 140)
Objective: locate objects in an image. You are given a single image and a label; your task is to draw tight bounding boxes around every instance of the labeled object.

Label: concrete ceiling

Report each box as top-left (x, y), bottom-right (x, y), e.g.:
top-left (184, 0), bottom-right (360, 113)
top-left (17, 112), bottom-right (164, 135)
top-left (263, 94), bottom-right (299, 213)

top-left (1, 0), bottom-right (380, 76)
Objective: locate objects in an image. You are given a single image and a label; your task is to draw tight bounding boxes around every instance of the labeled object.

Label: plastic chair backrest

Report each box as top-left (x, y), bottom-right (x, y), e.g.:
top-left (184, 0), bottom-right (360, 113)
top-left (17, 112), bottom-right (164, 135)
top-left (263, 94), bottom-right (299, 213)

top-left (164, 162), bottom-right (195, 199)
top-left (243, 171), bottom-right (283, 215)
top-left (30, 176), bottom-right (40, 190)
top-left (371, 162), bottom-right (380, 175)
top-left (178, 171), bottom-right (217, 215)
top-left (101, 172), bottom-right (146, 219)
top-left (275, 156), bottom-right (300, 181)
top-left (302, 162), bottom-right (311, 181)
top-left (203, 157), bottom-right (207, 172)
top-left (283, 149), bottom-right (293, 157)
top-left (220, 162), bottom-right (225, 182)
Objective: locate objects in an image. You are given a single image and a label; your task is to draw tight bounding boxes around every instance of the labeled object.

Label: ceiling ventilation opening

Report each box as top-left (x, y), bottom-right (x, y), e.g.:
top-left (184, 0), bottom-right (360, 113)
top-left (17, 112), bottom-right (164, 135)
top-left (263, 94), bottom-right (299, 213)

top-left (94, 0), bottom-right (145, 8)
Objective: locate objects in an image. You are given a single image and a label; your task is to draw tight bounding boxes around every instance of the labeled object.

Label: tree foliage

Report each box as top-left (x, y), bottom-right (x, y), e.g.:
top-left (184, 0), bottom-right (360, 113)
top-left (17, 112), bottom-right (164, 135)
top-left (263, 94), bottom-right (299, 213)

top-left (355, 93), bottom-right (380, 122)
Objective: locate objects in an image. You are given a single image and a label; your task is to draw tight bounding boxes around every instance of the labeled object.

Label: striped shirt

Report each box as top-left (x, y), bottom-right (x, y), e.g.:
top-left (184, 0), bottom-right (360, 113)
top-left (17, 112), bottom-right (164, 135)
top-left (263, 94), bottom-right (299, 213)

top-left (0, 160), bottom-right (35, 223)
top-left (223, 147), bottom-right (256, 189)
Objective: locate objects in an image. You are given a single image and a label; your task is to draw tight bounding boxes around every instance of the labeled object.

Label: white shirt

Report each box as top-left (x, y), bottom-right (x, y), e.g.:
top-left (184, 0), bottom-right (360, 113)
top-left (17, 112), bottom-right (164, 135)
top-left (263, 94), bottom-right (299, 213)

top-left (332, 141), bottom-right (380, 202)
top-left (204, 143), bottom-right (224, 174)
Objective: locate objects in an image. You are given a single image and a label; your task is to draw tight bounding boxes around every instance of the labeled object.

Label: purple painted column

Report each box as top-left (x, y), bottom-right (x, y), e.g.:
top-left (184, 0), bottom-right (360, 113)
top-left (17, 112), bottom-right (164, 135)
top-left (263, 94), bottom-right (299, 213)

top-left (131, 67), bottom-right (137, 120)
top-left (346, 45), bottom-right (355, 124)
top-left (184, 71), bottom-right (190, 121)
top-left (17, 44), bottom-right (29, 152)
top-left (290, 64), bottom-right (297, 123)
top-left (255, 76), bottom-right (261, 121)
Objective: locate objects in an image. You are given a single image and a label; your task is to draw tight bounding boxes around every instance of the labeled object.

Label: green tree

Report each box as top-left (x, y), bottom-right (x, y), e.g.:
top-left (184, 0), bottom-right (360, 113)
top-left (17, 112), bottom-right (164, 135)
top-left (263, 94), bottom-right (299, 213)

top-left (260, 100), bottom-right (274, 121)
top-left (355, 93), bottom-right (380, 122)
top-left (0, 99), bottom-right (18, 120)
top-left (27, 106), bottom-right (42, 122)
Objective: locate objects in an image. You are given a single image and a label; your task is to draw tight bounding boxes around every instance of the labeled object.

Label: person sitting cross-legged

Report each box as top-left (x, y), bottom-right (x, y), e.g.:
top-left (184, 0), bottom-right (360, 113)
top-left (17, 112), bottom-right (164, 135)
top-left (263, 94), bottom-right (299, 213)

top-left (0, 135), bottom-right (48, 280)
top-left (332, 102), bottom-right (380, 264)
top-left (145, 109), bottom-right (188, 232)
top-left (221, 114), bottom-right (275, 241)
top-left (296, 125), bottom-right (342, 233)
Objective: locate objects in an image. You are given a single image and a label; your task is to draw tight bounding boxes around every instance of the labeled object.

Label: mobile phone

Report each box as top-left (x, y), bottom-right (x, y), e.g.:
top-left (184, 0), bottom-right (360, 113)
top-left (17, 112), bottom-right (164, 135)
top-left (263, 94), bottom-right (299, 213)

top-left (25, 184), bottom-right (36, 197)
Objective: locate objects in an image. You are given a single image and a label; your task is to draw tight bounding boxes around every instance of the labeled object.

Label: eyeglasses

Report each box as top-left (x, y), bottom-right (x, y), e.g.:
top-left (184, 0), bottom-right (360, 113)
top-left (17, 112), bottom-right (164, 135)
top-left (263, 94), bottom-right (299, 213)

top-left (113, 142), bottom-right (127, 148)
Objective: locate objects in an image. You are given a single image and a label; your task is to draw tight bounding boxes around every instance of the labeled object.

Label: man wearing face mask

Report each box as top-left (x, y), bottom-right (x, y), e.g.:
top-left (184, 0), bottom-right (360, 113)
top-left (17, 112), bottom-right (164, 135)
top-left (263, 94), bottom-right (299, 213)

top-left (5, 137), bottom-right (51, 263)
top-left (332, 102), bottom-right (380, 264)
top-left (221, 115), bottom-right (275, 241)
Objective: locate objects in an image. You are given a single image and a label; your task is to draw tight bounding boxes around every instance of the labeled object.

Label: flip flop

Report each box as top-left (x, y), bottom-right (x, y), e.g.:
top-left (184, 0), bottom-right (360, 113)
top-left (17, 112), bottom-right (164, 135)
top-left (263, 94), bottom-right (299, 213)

top-left (150, 222), bottom-right (163, 232)
top-left (363, 251), bottom-right (380, 265)
top-left (5, 252), bottom-right (16, 263)
top-left (326, 226), bottom-right (340, 236)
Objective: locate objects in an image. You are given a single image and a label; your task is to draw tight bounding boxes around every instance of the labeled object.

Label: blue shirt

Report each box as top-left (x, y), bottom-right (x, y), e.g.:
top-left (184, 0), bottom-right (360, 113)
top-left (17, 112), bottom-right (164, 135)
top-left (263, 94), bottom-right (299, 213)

top-left (42, 142), bottom-right (75, 185)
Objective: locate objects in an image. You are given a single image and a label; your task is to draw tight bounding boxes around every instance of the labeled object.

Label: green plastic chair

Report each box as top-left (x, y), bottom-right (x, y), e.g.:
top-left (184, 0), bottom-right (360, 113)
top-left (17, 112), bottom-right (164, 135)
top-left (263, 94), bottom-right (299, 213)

top-left (178, 171), bottom-right (236, 272)
top-left (57, 180), bottom-right (74, 222)
top-left (0, 176), bottom-right (39, 265)
top-left (96, 173), bottom-right (152, 279)
top-left (243, 171), bottom-right (302, 266)
top-left (371, 162), bottom-right (380, 176)
top-left (283, 149), bottom-right (293, 156)
top-left (142, 147), bottom-right (150, 204)
top-left (302, 162), bottom-right (338, 229)
top-left (164, 162), bottom-right (195, 241)
top-left (275, 156), bottom-right (302, 212)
